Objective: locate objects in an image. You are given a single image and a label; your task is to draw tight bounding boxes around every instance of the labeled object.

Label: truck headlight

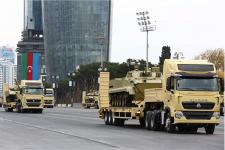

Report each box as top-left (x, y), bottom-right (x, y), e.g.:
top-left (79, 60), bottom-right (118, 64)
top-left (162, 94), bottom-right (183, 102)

top-left (175, 111), bottom-right (184, 119)
top-left (213, 112), bottom-right (220, 119)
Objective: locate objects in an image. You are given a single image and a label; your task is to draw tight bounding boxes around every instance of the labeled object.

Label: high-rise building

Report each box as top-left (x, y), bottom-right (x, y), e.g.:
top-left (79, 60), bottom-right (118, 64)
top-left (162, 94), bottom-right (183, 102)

top-left (42, 0), bottom-right (111, 79)
top-left (0, 59), bottom-right (17, 97)
top-left (17, 0), bottom-right (45, 81)
top-left (0, 46), bottom-right (16, 64)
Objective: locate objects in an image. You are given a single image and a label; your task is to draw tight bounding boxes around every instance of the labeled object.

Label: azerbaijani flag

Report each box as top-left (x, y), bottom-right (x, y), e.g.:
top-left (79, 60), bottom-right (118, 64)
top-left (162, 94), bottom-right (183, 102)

top-left (21, 52), bottom-right (40, 80)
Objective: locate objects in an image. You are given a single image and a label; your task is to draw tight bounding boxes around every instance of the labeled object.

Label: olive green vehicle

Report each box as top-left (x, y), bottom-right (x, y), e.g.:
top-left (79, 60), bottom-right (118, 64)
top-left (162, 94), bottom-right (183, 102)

top-left (15, 80), bottom-right (44, 113)
top-left (2, 83), bottom-right (19, 112)
top-left (82, 91), bottom-right (99, 109)
top-left (99, 60), bottom-right (221, 134)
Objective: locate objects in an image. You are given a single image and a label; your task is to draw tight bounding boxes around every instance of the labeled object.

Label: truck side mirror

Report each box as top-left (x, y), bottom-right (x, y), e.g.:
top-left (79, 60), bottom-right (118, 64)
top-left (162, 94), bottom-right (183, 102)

top-left (166, 77), bottom-right (174, 92)
top-left (218, 78), bottom-right (224, 94)
top-left (166, 77), bottom-right (171, 91)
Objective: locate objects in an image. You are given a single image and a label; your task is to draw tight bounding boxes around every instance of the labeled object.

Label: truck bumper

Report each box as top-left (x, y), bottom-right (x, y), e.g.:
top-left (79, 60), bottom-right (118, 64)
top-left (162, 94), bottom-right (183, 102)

top-left (174, 118), bottom-right (220, 124)
top-left (44, 104), bottom-right (54, 108)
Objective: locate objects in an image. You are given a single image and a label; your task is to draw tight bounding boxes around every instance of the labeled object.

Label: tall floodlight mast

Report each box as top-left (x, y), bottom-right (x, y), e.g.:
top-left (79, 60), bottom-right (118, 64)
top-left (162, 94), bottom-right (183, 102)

top-left (136, 11), bottom-right (156, 73)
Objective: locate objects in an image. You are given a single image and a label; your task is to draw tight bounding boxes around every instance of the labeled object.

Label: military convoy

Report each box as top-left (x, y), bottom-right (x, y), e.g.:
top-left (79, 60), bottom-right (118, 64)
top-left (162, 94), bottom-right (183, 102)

top-left (82, 91), bottom-right (99, 109)
top-left (99, 59), bottom-right (222, 134)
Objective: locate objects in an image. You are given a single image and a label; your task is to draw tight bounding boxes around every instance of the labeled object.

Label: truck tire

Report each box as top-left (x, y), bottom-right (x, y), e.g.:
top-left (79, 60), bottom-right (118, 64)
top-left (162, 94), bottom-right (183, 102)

top-left (205, 124), bottom-right (215, 134)
top-left (139, 118), bottom-right (145, 127)
top-left (37, 109), bottom-right (43, 114)
top-left (145, 111), bottom-right (152, 130)
top-left (113, 118), bottom-right (119, 126)
top-left (150, 111), bottom-right (159, 131)
top-left (118, 119), bottom-right (125, 126)
top-left (165, 113), bottom-right (176, 133)
top-left (108, 111), bottom-right (113, 125)
top-left (8, 108), bottom-right (13, 112)
top-left (104, 111), bottom-right (109, 125)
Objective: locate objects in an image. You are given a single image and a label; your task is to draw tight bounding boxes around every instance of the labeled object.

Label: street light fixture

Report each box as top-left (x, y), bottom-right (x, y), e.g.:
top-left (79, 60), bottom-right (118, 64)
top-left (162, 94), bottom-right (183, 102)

top-left (68, 72), bottom-right (76, 105)
top-left (136, 11), bottom-right (156, 73)
top-left (51, 75), bottom-right (59, 104)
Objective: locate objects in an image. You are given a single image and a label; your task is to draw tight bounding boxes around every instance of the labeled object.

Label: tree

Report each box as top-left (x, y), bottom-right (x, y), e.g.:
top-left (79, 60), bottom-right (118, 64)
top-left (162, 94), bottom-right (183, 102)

top-left (159, 46), bottom-right (171, 72)
top-left (194, 48), bottom-right (224, 71)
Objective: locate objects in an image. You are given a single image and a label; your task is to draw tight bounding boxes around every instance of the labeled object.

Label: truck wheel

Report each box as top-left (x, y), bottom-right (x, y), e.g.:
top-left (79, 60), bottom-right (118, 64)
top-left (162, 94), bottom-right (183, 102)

top-left (104, 111), bottom-right (109, 125)
top-left (118, 119), bottom-right (125, 126)
top-left (113, 118), bottom-right (119, 126)
top-left (95, 105), bottom-right (99, 109)
top-left (8, 108), bottom-right (13, 112)
top-left (165, 113), bottom-right (176, 133)
top-left (205, 124), bottom-right (215, 134)
top-left (139, 118), bottom-right (145, 127)
top-left (150, 111), bottom-right (157, 131)
top-left (108, 111), bottom-right (113, 125)
top-left (145, 111), bottom-right (152, 130)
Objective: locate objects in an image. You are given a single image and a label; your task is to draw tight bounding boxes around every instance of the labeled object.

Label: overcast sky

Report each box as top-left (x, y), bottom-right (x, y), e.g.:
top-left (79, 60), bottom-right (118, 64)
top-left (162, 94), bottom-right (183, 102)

top-left (0, 0), bottom-right (224, 64)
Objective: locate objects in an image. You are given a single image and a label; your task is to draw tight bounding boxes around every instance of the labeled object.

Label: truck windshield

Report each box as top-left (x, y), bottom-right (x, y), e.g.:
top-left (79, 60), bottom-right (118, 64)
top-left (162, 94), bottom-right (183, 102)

top-left (23, 88), bottom-right (43, 95)
top-left (44, 90), bottom-right (54, 96)
top-left (176, 77), bottom-right (218, 91)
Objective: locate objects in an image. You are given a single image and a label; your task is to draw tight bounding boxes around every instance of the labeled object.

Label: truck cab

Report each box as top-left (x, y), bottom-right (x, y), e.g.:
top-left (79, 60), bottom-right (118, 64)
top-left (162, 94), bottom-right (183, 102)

top-left (43, 88), bottom-right (54, 108)
top-left (16, 80), bottom-right (44, 113)
top-left (144, 59), bottom-right (221, 134)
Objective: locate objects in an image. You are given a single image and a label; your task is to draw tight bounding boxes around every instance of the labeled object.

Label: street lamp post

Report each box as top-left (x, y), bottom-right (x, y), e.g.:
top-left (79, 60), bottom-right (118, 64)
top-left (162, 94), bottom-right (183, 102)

top-left (96, 33), bottom-right (105, 68)
top-left (52, 75), bottom-right (59, 104)
top-left (136, 11), bottom-right (156, 73)
top-left (68, 72), bottom-right (76, 106)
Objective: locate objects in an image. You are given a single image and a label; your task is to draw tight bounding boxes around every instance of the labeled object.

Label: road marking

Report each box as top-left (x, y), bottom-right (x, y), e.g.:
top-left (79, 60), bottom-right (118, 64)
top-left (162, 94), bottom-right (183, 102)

top-left (0, 117), bottom-right (123, 150)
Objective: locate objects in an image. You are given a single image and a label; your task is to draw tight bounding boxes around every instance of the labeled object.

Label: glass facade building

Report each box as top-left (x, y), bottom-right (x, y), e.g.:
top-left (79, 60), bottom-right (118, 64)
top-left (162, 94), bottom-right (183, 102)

top-left (24, 0), bottom-right (43, 30)
top-left (42, 0), bottom-right (111, 79)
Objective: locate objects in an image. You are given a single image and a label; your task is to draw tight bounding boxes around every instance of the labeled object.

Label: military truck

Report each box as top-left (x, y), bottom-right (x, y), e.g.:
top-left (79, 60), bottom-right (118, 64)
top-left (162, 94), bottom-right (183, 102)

top-left (82, 91), bottom-right (99, 109)
top-left (99, 59), bottom-right (221, 134)
top-left (43, 88), bottom-right (54, 108)
top-left (2, 83), bottom-right (19, 112)
top-left (15, 80), bottom-right (44, 113)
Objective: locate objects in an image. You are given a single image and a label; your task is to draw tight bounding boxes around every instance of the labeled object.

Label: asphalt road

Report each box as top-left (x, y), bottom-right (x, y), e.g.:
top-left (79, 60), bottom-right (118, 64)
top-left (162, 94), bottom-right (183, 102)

top-left (0, 107), bottom-right (224, 150)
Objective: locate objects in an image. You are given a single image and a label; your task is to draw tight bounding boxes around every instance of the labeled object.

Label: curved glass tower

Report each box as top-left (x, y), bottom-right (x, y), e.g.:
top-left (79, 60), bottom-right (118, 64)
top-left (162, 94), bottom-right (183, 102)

top-left (42, 0), bottom-right (111, 79)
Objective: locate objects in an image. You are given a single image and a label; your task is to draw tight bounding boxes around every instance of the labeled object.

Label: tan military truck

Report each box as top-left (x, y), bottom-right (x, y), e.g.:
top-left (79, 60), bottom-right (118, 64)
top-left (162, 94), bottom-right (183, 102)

top-left (82, 91), bottom-right (99, 109)
top-left (15, 80), bottom-right (44, 113)
top-left (99, 60), bottom-right (221, 134)
top-left (2, 83), bottom-right (19, 112)
top-left (43, 88), bottom-right (54, 108)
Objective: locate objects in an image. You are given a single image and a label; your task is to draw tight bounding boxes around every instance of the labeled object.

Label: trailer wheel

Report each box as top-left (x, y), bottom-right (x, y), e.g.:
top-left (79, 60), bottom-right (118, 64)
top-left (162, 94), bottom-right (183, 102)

top-left (108, 111), bottom-right (113, 125)
top-left (118, 119), bottom-right (125, 126)
top-left (8, 108), bottom-right (13, 112)
top-left (165, 113), bottom-right (175, 133)
top-left (150, 111), bottom-right (158, 131)
top-left (104, 111), bottom-right (109, 125)
top-left (113, 118), bottom-right (119, 126)
top-left (139, 118), bottom-right (145, 127)
top-left (205, 124), bottom-right (215, 134)
top-left (145, 111), bottom-right (152, 130)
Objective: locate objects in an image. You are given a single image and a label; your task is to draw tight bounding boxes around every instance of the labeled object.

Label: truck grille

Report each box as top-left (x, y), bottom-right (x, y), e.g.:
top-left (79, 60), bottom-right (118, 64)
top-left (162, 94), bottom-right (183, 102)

top-left (27, 99), bottom-right (41, 103)
top-left (44, 100), bottom-right (52, 104)
top-left (26, 99), bottom-right (41, 107)
top-left (182, 102), bottom-right (215, 109)
top-left (183, 111), bottom-right (213, 120)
